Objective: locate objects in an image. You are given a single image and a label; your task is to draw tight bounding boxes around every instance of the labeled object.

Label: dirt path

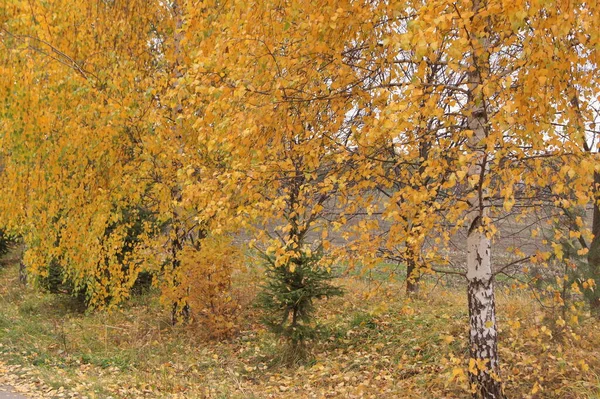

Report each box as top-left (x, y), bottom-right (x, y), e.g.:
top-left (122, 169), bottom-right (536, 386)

top-left (0, 387), bottom-right (26, 399)
top-left (1, 359), bottom-right (68, 398)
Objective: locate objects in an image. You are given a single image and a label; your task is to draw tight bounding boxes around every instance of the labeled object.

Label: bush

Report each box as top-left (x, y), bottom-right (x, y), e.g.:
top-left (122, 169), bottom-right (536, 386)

top-left (158, 234), bottom-right (240, 337)
top-left (36, 205), bottom-right (156, 308)
top-left (0, 229), bottom-right (17, 257)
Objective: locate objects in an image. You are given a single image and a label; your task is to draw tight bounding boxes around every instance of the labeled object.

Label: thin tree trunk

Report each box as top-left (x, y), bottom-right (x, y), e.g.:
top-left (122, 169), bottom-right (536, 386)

top-left (465, 101), bottom-right (504, 399)
top-left (405, 136), bottom-right (431, 296)
top-left (406, 259), bottom-right (418, 295)
top-left (569, 80), bottom-right (599, 316)
top-left (465, 1), bottom-right (503, 393)
top-left (405, 245), bottom-right (419, 295)
top-left (467, 216), bottom-right (502, 398)
top-left (169, 224), bottom-right (191, 325)
top-left (19, 259), bottom-right (27, 285)
top-left (588, 170), bottom-right (600, 315)
top-left (168, 0), bottom-right (191, 325)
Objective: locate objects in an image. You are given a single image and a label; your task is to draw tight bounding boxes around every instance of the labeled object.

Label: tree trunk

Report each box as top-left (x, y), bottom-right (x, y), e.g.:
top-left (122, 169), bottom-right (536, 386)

top-left (168, 0), bottom-right (191, 326)
top-left (169, 224), bottom-right (191, 325)
top-left (172, 301), bottom-right (190, 325)
top-left (19, 259), bottom-right (27, 286)
top-left (467, 218), bottom-right (503, 398)
top-left (465, 111), bottom-right (504, 397)
top-left (406, 258), bottom-right (419, 295)
top-left (465, 6), bottom-right (503, 390)
top-left (405, 245), bottom-right (419, 295)
top-left (588, 170), bottom-right (600, 315)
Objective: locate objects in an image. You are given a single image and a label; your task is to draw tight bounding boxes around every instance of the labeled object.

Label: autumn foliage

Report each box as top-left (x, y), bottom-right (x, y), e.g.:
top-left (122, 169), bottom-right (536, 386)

top-left (0, 0), bottom-right (599, 398)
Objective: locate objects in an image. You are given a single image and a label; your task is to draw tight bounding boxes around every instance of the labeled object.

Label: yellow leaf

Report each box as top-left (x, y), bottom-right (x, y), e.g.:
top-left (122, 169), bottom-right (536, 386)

top-left (577, 248), bottom-right (589, 256)
top-left (468, 358), bottom-right (478, 375)
top-left (552, 243), bottom-right (564, 260)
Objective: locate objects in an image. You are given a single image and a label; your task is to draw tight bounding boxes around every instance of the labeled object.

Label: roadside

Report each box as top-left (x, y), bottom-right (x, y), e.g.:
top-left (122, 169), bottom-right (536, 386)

top-left (0, 386), bottom-right (27, 399)
top-left (0, 360), bottom-right (73, 399)
top-left (0, 366), bottom-right (28, 399)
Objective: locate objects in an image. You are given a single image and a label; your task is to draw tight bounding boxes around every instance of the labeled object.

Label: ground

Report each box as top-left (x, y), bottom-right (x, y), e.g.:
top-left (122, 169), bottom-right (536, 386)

top-left (0, 385), bottom-right (27, 399)
top-left (0, 257), bottom-right (599, 398)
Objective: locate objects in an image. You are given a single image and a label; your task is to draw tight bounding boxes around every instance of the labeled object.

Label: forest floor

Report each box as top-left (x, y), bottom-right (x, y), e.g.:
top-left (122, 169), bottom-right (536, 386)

top-left (0, 257), bottom-right (599, 399)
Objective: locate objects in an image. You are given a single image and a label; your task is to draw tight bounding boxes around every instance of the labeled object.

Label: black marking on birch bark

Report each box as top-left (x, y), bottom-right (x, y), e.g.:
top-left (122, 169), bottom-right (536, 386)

top-left (468, 277), bottom-right (503, 398)
top-left (468, 215), bottom-right (481, 235)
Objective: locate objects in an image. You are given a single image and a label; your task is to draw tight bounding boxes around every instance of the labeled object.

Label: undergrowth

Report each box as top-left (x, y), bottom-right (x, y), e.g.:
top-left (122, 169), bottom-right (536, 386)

top-left (0, 257), bottom-right (599, 398)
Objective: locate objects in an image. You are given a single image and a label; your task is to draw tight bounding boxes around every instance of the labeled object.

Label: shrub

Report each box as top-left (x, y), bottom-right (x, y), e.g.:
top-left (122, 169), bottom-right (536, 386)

top-left (0, 229), bottom-right (17, 257)
top-left (158, 234), bottom-right (240, 337)
top-left (35, 205), bottom-right (155, 308)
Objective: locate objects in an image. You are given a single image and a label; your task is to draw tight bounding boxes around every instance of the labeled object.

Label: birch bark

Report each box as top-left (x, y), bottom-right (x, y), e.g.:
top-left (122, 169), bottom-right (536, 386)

top-left (465, 1), bottom-right (503, 396)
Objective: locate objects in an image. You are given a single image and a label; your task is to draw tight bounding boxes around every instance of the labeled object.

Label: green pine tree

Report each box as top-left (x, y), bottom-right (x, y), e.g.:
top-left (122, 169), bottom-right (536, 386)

top-left (257, 245), bottom-right (344, 364)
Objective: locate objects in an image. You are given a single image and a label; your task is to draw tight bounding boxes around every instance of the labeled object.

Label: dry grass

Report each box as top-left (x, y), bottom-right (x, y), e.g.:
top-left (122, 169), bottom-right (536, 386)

top-left (0, 258), bottom-right (599, 398)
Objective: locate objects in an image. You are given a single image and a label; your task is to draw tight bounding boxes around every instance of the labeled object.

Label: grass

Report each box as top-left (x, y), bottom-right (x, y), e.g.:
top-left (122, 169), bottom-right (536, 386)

top-left (0, 257), bottom-right (599, 398)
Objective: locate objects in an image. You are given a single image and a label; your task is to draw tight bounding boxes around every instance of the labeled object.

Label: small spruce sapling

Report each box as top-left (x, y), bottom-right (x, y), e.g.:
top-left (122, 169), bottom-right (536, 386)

top-left (257, 245), bottom-right (344, 364)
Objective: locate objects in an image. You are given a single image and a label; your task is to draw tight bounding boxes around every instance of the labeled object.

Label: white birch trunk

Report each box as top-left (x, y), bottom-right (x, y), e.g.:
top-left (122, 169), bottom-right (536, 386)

top-left (464, 1), bottom-right (503, 394)
top-left (465, 69), bottom-right (504, 399)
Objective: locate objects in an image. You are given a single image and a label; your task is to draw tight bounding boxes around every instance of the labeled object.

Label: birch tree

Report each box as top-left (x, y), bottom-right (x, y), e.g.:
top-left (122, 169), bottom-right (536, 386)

top-left (344, 0), bottom-right (599, 396)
